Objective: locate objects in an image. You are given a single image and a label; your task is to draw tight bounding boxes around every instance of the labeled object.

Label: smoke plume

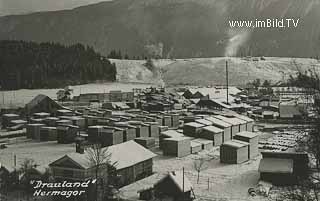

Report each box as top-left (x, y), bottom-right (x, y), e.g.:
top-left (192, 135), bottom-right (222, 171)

top-left (224, 29), bottom-right (251, 57)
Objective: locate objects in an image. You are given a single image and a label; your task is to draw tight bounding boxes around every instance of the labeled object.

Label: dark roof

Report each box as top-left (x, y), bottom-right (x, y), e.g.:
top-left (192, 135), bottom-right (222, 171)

top-left (259, 158), bottom-right (293, 174)
top-left (154, 171), bottom-right (192, 193)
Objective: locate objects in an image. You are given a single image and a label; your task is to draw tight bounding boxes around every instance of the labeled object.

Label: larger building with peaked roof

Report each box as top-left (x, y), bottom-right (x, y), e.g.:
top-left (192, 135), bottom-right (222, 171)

top-left (25, 94), bottom-right (63, 115)
top-left (49, 141), bottom-right (157, 187)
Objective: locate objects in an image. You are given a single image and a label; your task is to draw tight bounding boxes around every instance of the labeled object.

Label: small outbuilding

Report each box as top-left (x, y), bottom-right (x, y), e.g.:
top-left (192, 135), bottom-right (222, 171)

top-left (220, 140), bottom-right (249, 164)
top-left (199, 126), bottom-right (224, 146)
top-left (234, 114), bottom-right (255, 132)
top-left (258, 158), bottom-right (294, 185)
top-left (205, 116), bottom-right (232, 142)
top-left (40, 127), bottom-right (57, 141)
top-left (162, 137), bottom-right (192, 157)
top-left (134, 137), bottom-right (156, 149)
top-left (128, 121), bottom-right (150, 138)
top-left (159, 130), bottom-right (184, 149)
top-left (57, 125), bottom-right (78, 144)
top-left (193, 138), bottom-right (213, 150)
top-left (190, 140), bottom-right (202, 154)
top-left (145, 122), bottom-right (160, 138)
top-left (214, 115), bottom-right (241, 138)
top-left (26, 123), bottom-right (45, 139)
top-left (113, 122), bottom-right (137, 142)
top-left (183, 122), bottom-right (205, 138)
top-left (233, 131), bottom-right (259, 159)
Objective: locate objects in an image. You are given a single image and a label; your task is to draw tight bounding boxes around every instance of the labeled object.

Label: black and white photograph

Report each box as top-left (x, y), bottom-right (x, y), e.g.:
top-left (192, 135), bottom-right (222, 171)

top-left (0, 0), bottom-right (320, 200)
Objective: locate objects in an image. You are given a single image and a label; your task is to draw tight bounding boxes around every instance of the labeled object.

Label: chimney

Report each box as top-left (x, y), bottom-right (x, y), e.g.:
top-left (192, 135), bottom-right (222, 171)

top-left (76, 143), bottom-right (84, 154)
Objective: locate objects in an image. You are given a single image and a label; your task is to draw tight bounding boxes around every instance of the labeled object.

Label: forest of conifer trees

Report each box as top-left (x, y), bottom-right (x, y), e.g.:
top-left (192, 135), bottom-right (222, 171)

top-left (0, 40), bottom-right (117, 90)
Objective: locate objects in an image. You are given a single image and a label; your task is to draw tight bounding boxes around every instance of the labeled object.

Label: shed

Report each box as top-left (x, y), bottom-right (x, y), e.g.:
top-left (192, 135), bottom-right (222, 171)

top-left (40, 127), bottom-right (57, 141)
top-left (258, 158), bottom-right (294, 185)
top-left (147, 114), bottom-right (163, 126)
top-left (261, 151), bottom-right (309, 178)
top-left (214, 115), bottom-right (241, 138)
top-left (99, 126), bottom-right (124, 147)
top-left (159, 130), bottom-right (184, 149)
top-left (134, 137), bottom-right (156, 149)
top-left (26, 123), bottom-right (45, 139)
top-left (220, 140), bottom-right (249, 164)
top-left (200, 126), bottom-right (223, 146)
top-left (205, 117), bottom-right (232, 142)
top-left (113, 122), bottom-right (137, 142)
top-left (170, 114), bottom-right (180, 128)
top-left (190, 140), bottom-right (202, 154)
top-left (162, 116), bottom-right (172, 127)
top-left (183, 122), bottom-right (205, 137)
top-left (234, 131), bottom-right (259, 159)
top-left (279, 101), bottom-right (304, 119)
top-left (162, 137), bottom-right (191, 157)
top-left (193, 138), bottom-right (213, 150)
top-left (88, 126), bottom-right (124, 146)
top-left (128, 121), bottom-right (149, 138)
top-left (145, 122), bottom-right (160, 138)
top-left (234, 114), bottom-right (254, 132)
top-left (87, 125), bottom-right (104, 143)
top-left (57, 125), bottom-right (78, 144)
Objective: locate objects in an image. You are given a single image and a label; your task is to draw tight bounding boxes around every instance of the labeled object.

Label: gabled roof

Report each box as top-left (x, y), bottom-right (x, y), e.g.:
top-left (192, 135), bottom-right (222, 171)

top-left (184, 122), bottom-right (205, 128)
top-left (155, 171), bottom-right (192, 193)
top-left (223, 140), bottom-right (249, 148)
top-left (25, 94), bottom-right (63, 112)
top-left (233, 114), bottom-right (254, 123)
top-left (50, 141), bottom-right (156, 170)
top-left (259, 158), bottom-right (293, 174)
top-left (203, 126), bottom-right (223, 133)
top-left (205, 117), bottom-right (231, 128)
top-left (195, 119), bottom-right (213, 126)
top-left (235, 131), bottom-right (258, 139)
top-left (161, 130), bottom-right (184, 138)
top-left (214, 115), bottom-right (244, 125)
top-left (26, 94), bottom-right (47, 109)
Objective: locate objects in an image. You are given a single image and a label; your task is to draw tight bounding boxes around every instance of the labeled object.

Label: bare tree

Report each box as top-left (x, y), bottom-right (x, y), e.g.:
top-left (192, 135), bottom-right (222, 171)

top-left (193, 158), bottom-right (206, 184)
top-left (86, 144), bottom-right (117, 201)
top-left (18, 158), bottom-right (37, 200)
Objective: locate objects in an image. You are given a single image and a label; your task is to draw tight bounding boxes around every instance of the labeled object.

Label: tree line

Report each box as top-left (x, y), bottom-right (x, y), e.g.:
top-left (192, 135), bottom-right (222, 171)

top-left (0, 40), bottom-right (117, 90)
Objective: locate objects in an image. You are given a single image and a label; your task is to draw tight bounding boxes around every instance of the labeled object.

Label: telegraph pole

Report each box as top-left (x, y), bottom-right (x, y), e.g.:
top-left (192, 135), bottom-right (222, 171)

top-left (182, 167), bottom-right (185, 193)
top-left (226, 60), bottom-right (229, 104)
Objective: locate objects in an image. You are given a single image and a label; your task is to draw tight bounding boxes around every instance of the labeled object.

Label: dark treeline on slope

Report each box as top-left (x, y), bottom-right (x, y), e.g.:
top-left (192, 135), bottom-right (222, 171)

top-left (0, 40), bottom-right (117, 90)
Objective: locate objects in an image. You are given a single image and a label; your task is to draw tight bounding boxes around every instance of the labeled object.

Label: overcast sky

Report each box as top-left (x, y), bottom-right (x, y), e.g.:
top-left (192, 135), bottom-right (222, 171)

top-left (0, 0), bottom-right (110, 16)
